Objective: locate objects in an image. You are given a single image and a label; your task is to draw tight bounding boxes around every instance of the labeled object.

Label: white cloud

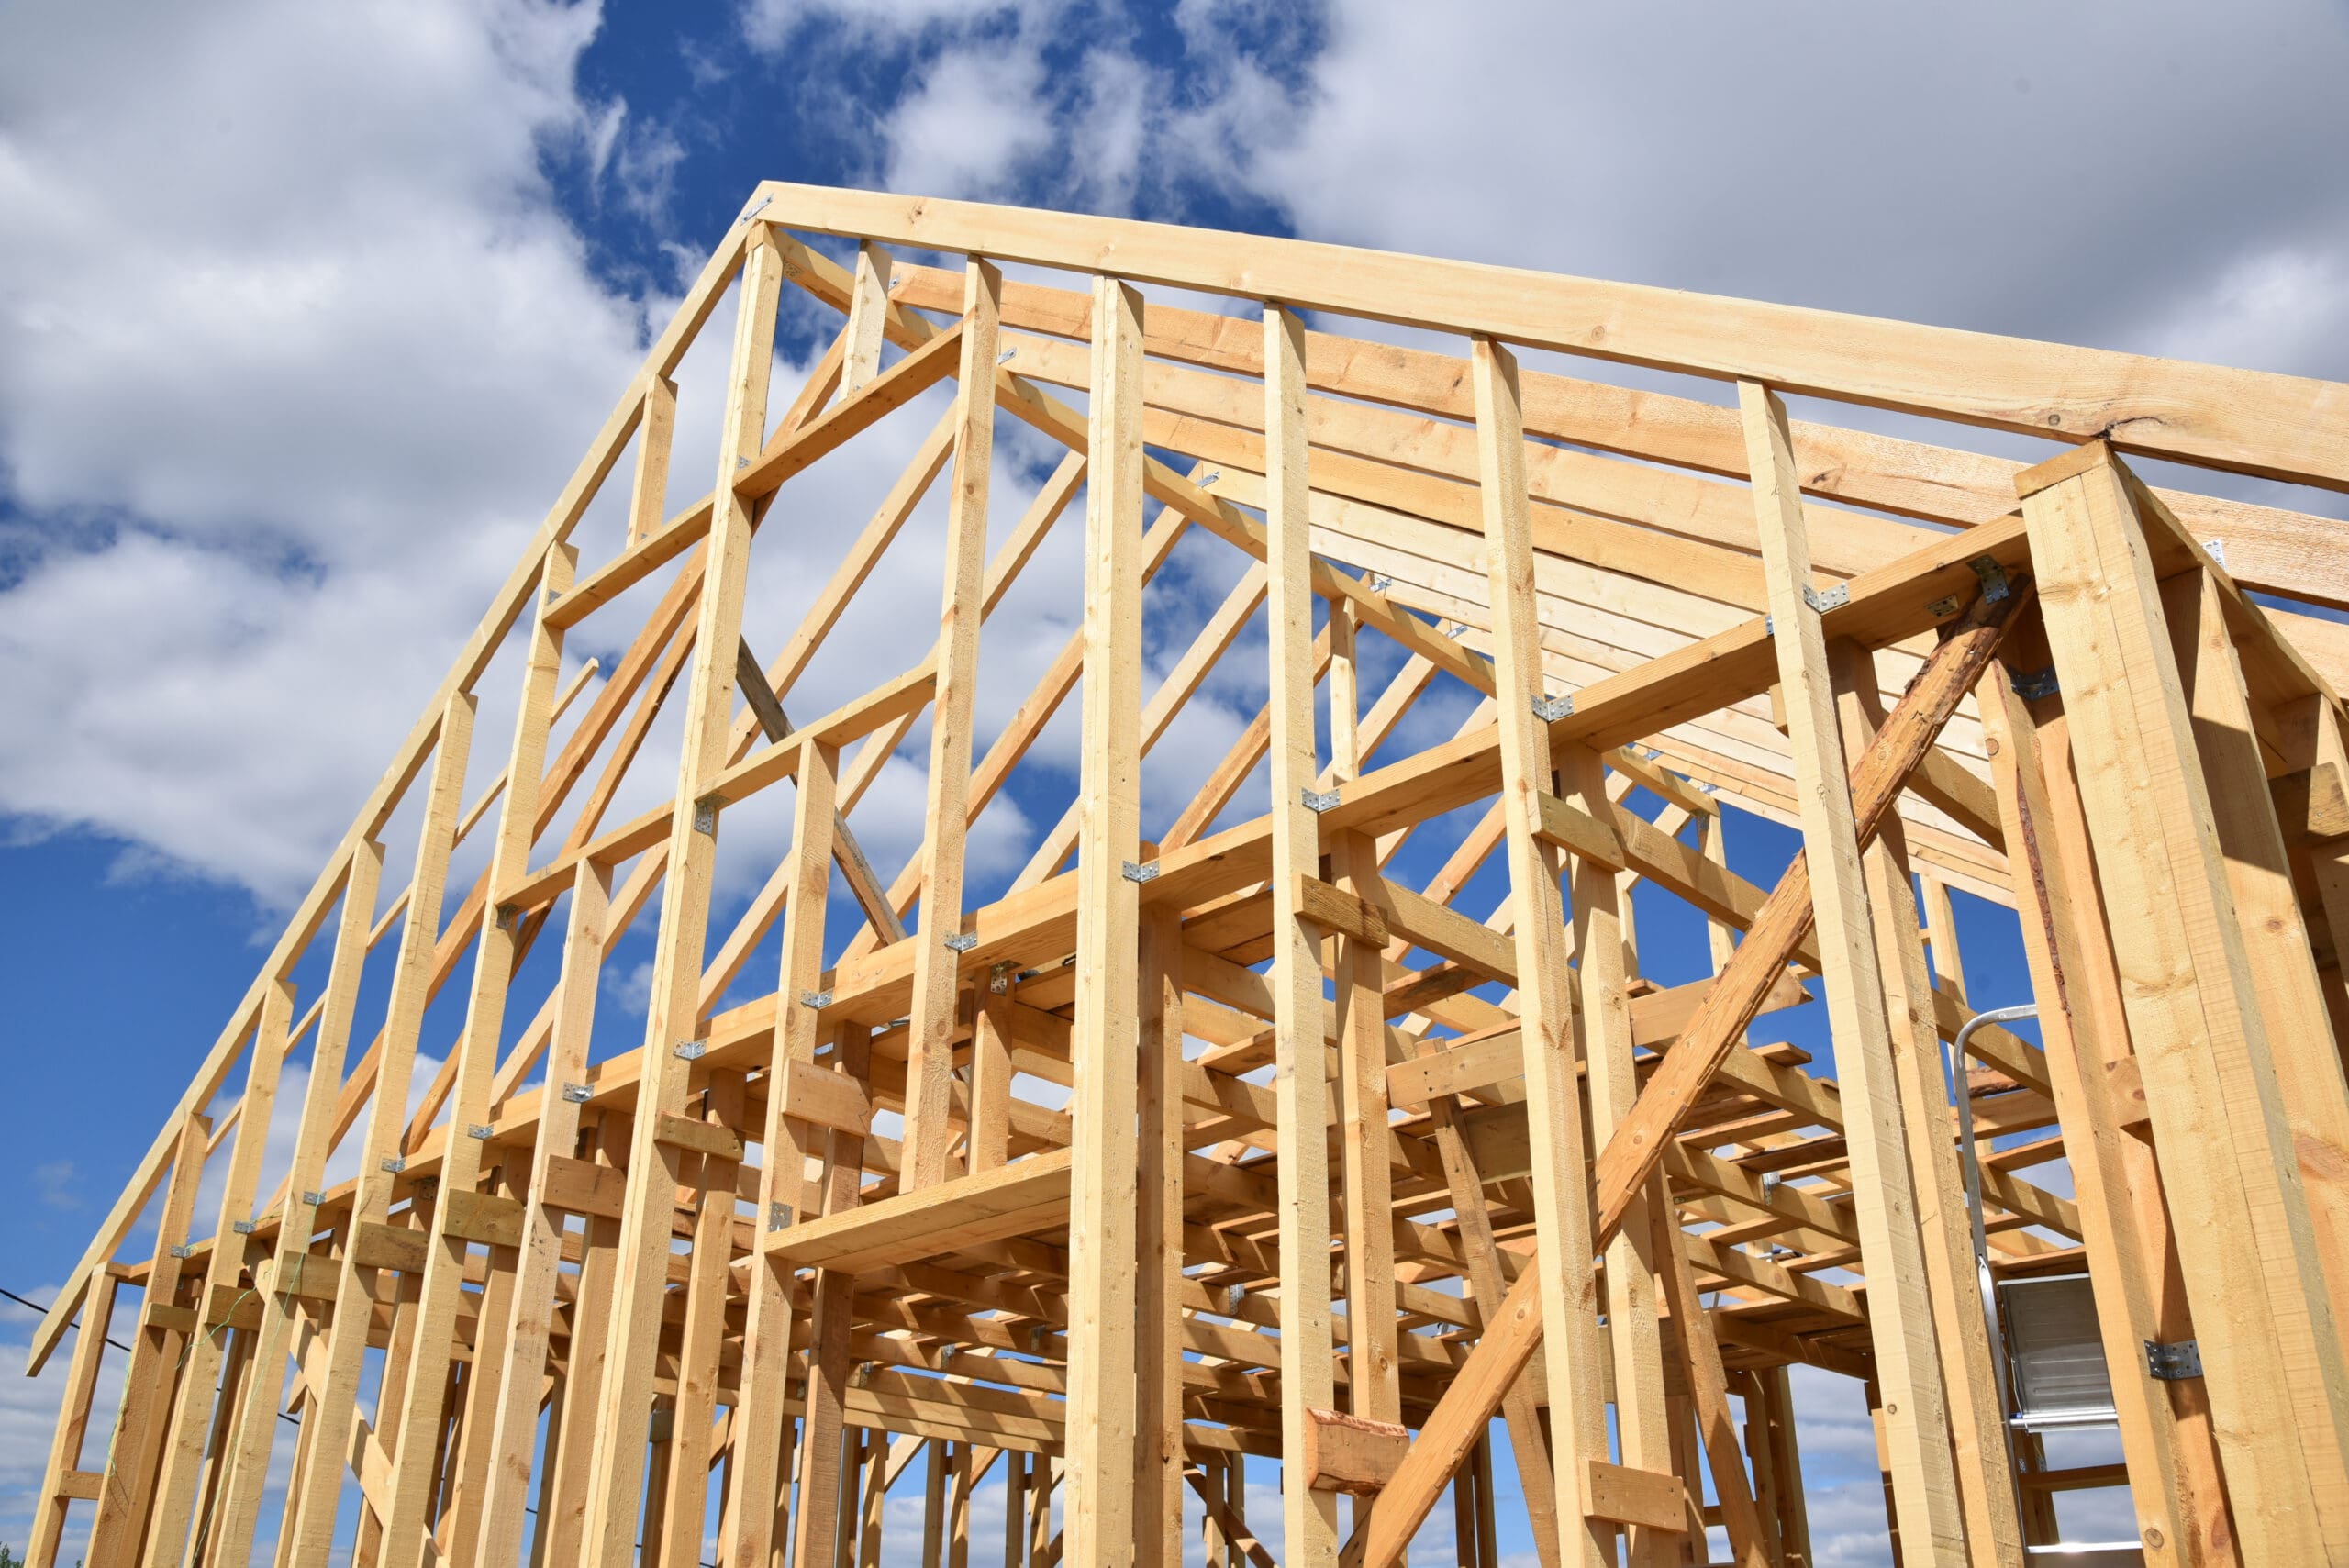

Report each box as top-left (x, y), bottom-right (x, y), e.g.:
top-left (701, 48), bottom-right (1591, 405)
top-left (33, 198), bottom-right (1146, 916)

top-left (0, 0), bottom-right (647, 907)
top-left (883, 39), bottom-right (1059, 200)
top-left (1244, 0), bottom-right (2349, 392)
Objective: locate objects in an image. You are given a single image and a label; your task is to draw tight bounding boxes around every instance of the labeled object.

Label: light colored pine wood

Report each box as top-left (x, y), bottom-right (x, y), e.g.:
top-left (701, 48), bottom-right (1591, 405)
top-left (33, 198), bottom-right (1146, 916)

top-left (1556, 740), bottom-right (1671, 1568)
top-left (1264, 300), bottom-right (1341, 1568)
top-left (282, 693), bottom-right (475, 1568)
top-left (205, 840), bottom-right (385, 1568)
top-left (1135, 906), bottom-right (1186, 1568)
top-left (903, 258), bottom-right (1004, 1191)
top-left (378, 539), bottom-right (580, 1568)
top-left (139, 981), bottom-right (301, 1568)
top-left (2022, 445), bottom-right (2349, 1561)
top-left (2161, 569), bottom-right (2349, 1375)
top-left (470, 857), bottom-right (610, 1568)
top-left (1062, 272), bottom-right (1149, 1568)
top-left (39, 182), bottom-right (2349, 1568)
top-left (578, 227), bottom-right (787, 1568)
top-left (1740, 379), bottom-right (1967, 1566)
top-left (1463, 334), bottom-right (1608, 1566)
top-left (1830, 638), bottom-right (2026, 1568)
top-left (1975, 657), bottom-right (2236, 1568)
top-left (28, 1272), bottom-right (121, 1568)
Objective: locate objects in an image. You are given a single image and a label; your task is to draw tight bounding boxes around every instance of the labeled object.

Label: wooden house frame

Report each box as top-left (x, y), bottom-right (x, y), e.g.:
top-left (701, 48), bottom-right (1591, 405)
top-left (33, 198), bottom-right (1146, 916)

top-left (21, 183), bottom-right (2349, 1568)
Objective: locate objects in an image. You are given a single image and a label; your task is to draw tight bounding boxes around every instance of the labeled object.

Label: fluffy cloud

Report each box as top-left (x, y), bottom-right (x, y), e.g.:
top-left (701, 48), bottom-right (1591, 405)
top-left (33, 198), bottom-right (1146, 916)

top-left (1247, 2), bottom-right (2349, 393)
top-left (0, 0), bottom-right (649, 906)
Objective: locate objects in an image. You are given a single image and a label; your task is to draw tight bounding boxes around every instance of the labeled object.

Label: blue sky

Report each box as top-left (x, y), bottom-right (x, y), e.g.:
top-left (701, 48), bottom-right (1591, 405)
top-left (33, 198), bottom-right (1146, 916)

top-left (5, 3), bottom-right (2348, 1564)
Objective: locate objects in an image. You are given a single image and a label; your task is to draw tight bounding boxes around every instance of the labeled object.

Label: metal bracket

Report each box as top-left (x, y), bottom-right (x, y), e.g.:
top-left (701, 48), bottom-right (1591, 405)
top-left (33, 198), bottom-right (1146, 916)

top-left (989, 961), bottom-right (1016, 995)
top-left (692, 795), bottom-right (721, 835)
top-left (1196, 470), bottom-right (1220, 486)
top-left (740, 194), bottom-right (772, 223)
top-left (1801, 583), bottom-right (1850, 613)
top-left (1221, 1284), bottom-right (1246, 1318)
top-left (1531, 694), bottom-right (1573, 722)
top-left (1969, 557), bottom-right (2011, 603)
top-left (170, 1244), bottom-right (196, 1261)
top-left (380, 1157), bottom-right (406, 1175)
top-left (467, 1124), bottom-right (495, 1141)
top-left (1120, 860), bottom-right (1161, 884)
top-left (1443, 620), bottom-right (1471, 639)
top-left (1301, 788), bottom-right (1341, 813)
top-left (996, 346), bottom-right (1016, 365)
top-left (302, 1190), bottom-right (327, 1207)
top-left (1927, 595), bottom-right (1960, 617)
top-left (800, 989), bottom-right (833, 1010)
top-left (2203, 539), bottom-right (2229, 570)
top-left (1368, 574), bottom-right (1394, 595)
top-left (943, 932), bottom-right (979, 953)
top-left (673, 1040), bottom-right (708, 1062)
top-left (2011, 667), bottom-right (2060, 701)
top-left (231, 1219), bottom-right (258, 1236)
top-left (767, 1202), bottom-right (792, 1232)
top-left (494, 902), bottom-right (519, 929)
top-left (735, 455), bottom-right (751, 471)
top-left (561, 1081), bottom-right (592, 1105)
top-left (2145, 1340), bottom-right (2203, 1380)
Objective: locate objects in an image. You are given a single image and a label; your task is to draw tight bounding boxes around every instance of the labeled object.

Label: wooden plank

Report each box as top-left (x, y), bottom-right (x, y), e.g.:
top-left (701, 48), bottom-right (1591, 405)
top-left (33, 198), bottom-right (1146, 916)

top-left (1742, 382), bottom-right (1965, 1563)
top-left (1581, 1462), bottom-right (1688, 1535)
top-left (1830, 639), bottom-right (2025, 1568)
top-left (1300, 1409), bottom-right (1408, 1496)
top-left (1264, 300), bottom-right (1341, 1568)
top-left (2021, 444), bottom-right (2349, 1558)
top-left (657, 1069), bottom-right (744, 1568)
top-left (651, 1111), bottom-right (746, 1162)
top-left (27, 1273), bottom-right (119, 1568)
top-left (760, 182), bottom-right (2349, 489)
top-left (578, 227), bottom-right (786, 1568)
top-left (378, 539), bottom-right (583, 1568)
top-left (87, 1110), bottom-right (206, 1568)
top-left (140, 982), bottom-right (299, 1568)
top-left (281, 694), bottom-right (475, 1568)
top-left (1135, 907), bottom-right (1186, 1568)
top-left (470, 860), bottom-right (610, 1568)
top-left (842, 241), bottom-right (890, 395)
top-left (789, 1011), bottom-right (874, 1568)
top-left (1332, 830), bottom-right (1400, 1429)
top-left (1464, 336), bottom-right (1609, 1566)
top-left (778, 1055), bottom-right (872, 1137)
top-left (1653, 1203), bottom-right (1769, 1568)
top-left (1297, 873), bottom-right (1387, 948)
top-left (1405, 1031), bottom-right (1562, 1565)
top-left (903, 259), bottom-right (1004, 1191)
top-left (1976, 651), bottom-right (2235, 1568)
top-left (2163, 568), bottom-right (2349, 1377)
top-left (1557, 732), bottom-right (1672, 1568)
top-left (765, 1151), bottom-right (1074, 1273)
top-left (206, 842), bottom-right (386, 1568)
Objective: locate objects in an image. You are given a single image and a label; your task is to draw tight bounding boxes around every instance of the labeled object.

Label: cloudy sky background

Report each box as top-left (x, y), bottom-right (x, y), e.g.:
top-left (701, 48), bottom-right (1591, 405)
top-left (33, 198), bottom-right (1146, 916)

top-left (5, 2), bottom-right (2348, 1564)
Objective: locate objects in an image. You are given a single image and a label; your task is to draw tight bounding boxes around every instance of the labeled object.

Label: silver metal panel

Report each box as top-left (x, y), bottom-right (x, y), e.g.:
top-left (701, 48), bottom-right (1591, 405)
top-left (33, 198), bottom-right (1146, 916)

top-left (2001, 1273), bottom-right (2120, 1429)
